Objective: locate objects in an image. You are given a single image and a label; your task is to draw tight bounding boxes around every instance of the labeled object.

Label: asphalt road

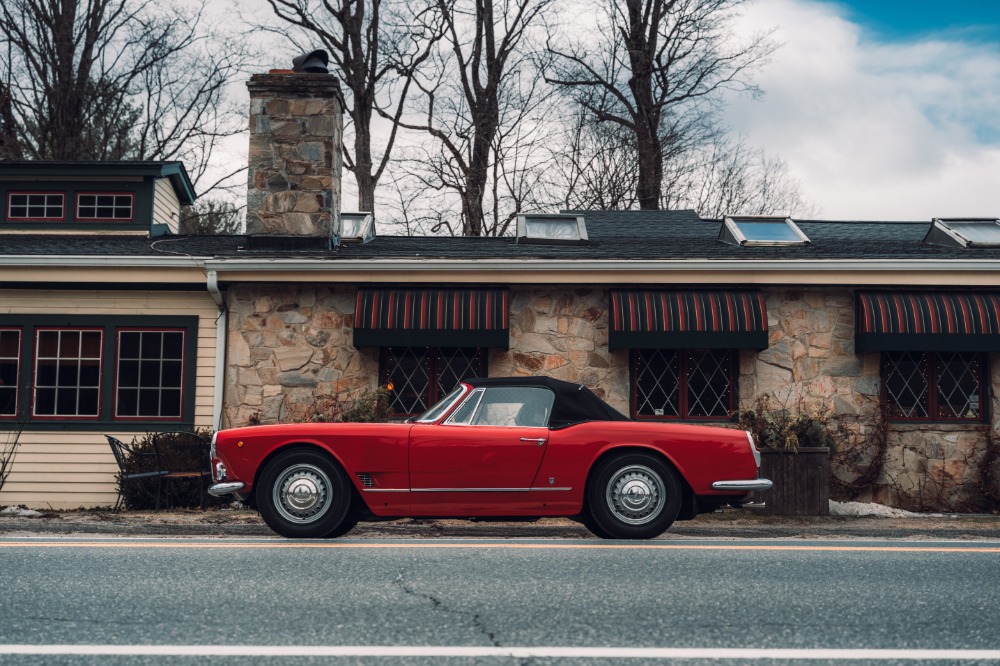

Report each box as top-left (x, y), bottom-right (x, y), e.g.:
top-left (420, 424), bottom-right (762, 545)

top-left (1, 537), bottom-right (999, 665)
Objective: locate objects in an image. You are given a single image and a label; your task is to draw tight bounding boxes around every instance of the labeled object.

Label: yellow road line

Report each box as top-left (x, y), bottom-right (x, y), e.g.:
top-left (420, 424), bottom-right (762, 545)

top-left (1, 541), bottom-right (999, 553)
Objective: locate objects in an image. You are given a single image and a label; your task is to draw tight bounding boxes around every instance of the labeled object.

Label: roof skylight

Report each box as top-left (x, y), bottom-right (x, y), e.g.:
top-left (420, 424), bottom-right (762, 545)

top-left (924, 218), bottom-right (1000, 247)
top-left (516, 214), bottom-right (588, 245)
top-left (340, 212), bottom-right (375, 244)
top-left (721, 215), bottom-right (810, 247)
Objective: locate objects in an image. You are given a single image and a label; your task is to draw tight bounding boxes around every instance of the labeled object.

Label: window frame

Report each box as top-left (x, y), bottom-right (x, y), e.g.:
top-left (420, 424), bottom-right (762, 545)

top-left (7, 191), bottom-right (66, 222)
top-left (630, 348), bottom-right (738, 421)
top-left (31, 327), bottom-right (105, 421)
top-left (0, 315), bottom-right (198, 430)
top-left (0, 327), bottom-right (22, 419)
top-left (113, 328), bottom-right (187, 422)
top-left (380, 346), bottom-right (487, 418)
top-left (881, 350), bottom-right (988, 423)
top-left (722, 215), bottom-right (810, 247)
top-left (75, 192), bottom-right (135, 222)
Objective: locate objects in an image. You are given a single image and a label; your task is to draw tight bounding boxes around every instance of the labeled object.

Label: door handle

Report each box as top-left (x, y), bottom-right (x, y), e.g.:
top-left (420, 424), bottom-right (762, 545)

top-left (520, 437), bottom-right (546, 446)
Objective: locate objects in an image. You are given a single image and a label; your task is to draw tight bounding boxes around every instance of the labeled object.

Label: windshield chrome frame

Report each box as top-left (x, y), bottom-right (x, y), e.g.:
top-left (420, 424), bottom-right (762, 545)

top-left (412, 384), bottom-right (469, 424)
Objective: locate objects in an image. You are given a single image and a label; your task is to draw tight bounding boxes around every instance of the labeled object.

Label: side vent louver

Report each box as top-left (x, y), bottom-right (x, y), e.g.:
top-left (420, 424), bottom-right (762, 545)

top-left (357, 473), bottom-right (374, 488)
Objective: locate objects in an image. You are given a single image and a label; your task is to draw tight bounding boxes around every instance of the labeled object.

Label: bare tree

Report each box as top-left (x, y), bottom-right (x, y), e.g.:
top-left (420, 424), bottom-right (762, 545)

top-left (393, 0), bottom-right (555, 236)
top-left (261, 0), bottom-right (444, 214)
top-left (181, 199), bottom-right (245, 235)
top-left (546, 0), bottom-right (773, 210)
top-left (0, 0), bottom-right (248, 192)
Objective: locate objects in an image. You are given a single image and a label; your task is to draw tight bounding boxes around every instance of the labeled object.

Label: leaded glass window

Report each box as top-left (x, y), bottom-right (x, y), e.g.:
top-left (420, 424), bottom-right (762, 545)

top-left (381, 347), bottom-right (486, 416)
top-left (632, 349), bottom-right (735, 420)
top-left (882, 351), bottom-right (985, 421)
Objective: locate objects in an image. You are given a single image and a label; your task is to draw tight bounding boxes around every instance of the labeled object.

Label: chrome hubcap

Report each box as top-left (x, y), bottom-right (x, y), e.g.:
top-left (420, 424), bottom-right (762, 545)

top-left (606, 464), bottom-right (664, 525)
top-left (273, 464), bottom-right (331, 524)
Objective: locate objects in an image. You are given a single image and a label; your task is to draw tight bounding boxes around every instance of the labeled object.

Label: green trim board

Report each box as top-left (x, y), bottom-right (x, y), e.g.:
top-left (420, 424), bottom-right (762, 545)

top-left (0, 314), bottom-right (199, 430)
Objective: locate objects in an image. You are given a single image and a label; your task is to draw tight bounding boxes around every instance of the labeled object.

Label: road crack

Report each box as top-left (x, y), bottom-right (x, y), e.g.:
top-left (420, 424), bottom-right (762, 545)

top-left (393, 570), bottom-right (501, 647)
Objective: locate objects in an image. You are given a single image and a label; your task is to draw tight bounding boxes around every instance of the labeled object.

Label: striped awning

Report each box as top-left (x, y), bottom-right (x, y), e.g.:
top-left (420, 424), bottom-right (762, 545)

top-left (609, 290), bottom-right (769, 350)
top-left (856, 292), bottom-right (1000, 352)
top-left (354, 287), bottom-right (509, 349)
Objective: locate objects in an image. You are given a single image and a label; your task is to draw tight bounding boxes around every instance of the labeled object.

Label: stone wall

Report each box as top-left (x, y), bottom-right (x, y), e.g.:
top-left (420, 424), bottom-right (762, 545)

top-left (224, 284), bottom-right (376, 427)
top-left (222, 283), bottom-right (1000, 510)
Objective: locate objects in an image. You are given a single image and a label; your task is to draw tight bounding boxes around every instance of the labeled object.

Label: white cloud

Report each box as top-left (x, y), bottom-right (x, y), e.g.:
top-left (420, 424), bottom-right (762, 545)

top-left (725, 0), bottom-right (1000, 219)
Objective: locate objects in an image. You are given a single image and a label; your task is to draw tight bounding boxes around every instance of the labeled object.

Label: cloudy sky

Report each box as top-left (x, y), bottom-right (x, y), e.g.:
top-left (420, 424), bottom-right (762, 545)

top-left (727, 0), bottom-right (1000, 220)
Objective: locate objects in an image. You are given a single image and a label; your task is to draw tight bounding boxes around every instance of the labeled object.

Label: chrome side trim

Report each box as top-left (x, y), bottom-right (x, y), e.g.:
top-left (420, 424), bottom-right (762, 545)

top-left (711, 479), bottom-right (773, 492)
top-left (208, 481), bottom-right (245, 496)
top-left (363, 487), bottom-right (572, 493)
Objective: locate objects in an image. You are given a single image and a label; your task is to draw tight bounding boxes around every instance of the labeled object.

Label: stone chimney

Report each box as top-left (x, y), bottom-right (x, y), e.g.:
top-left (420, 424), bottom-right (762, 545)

top-left (246, 70), bottom-right (343, 249)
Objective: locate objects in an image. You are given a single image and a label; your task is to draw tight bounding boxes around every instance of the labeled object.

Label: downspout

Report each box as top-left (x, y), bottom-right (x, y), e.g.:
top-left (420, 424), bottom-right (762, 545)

top-left (207, 270), bottom-right (227, 432)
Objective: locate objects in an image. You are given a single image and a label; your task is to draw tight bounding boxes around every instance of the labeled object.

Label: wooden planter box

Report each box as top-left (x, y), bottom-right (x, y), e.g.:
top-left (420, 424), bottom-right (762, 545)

top-left (756, 447), bottom-right (830, 516)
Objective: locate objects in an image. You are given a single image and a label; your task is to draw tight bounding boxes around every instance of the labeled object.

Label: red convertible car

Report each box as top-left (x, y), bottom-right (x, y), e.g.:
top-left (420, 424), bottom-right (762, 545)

top-left (208, 377), bottom-right (771, 539)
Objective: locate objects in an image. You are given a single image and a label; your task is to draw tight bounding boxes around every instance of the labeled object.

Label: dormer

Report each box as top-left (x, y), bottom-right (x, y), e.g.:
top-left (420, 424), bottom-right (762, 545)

top-left (0, 161), bottom-right (196, 237)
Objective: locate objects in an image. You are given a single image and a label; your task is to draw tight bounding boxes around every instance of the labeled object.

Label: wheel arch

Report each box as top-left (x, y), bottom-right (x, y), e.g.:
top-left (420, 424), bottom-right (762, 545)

top-left (584, 445), bottom-right (694, 513)
top-left (252, 442), bottom-right (358, 502)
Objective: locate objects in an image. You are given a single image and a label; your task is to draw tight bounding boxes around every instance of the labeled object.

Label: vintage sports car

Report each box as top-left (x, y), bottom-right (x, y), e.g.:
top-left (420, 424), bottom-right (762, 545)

top-left (209, 377), bottom-right (772, 539)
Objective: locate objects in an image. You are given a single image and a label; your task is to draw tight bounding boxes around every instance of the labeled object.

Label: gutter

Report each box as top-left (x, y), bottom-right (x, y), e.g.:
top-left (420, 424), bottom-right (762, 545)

top-left (4, 255), bottom-right (1000, 274)
top-left (207, 270), bottom-right (227, 432)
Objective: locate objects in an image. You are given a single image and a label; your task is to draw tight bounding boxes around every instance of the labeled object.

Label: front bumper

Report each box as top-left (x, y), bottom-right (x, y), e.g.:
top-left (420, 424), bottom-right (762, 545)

top-left (208, 482), bottom-right (245, 497)
top-left (711, 479), bottom-right (773, 492)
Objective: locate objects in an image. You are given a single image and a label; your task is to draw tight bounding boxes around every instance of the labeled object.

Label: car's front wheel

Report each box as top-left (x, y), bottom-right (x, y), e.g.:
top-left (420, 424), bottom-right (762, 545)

top-left (585, 452), bottom-right (682, 539)
top-left (257, 448), bottom-right (352, 538)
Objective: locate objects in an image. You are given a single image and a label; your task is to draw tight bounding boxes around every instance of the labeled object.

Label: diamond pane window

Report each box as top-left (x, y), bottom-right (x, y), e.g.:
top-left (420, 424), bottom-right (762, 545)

top-left (115, 330), bottom-right (185, 419)
top-left (882, 351), bottom-right (985, 422)
top-left (33, 329), bottom-right (102, 418)
top-left (0, 329), bottom-right (20, 416)
top-left (381, 347), bottom-right (486, 417)
top-left (632, 349), bottom-right (734, 420)
top-left (722, 216), bottom-right (809, 246)
top-left (77, 193), bottom-right (133, 221)
top-left (7, 193), bottom-right (64, 221)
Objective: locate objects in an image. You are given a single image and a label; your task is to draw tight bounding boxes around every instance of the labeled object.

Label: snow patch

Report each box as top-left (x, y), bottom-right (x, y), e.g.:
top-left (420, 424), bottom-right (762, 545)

top-left (0, 506), bottom-right (43, 517)
top-left (829, 500), bottom-right (932, 518)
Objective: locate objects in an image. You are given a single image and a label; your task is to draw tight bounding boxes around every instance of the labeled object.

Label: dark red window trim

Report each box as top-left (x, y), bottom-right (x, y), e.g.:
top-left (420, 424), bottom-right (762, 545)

top-left (881, 351), bottom-right (988, 423)
top-left (112, 328), bottom-right (186, 422)
top-left (75, 191), bottom-right (135, 222)
top-left (630, 348), bottom-right (737, 421)
top-left (6, 191), bottom-right (66, 222)
top-left (380, 346), bottom-right (487, 418)
top-left (31, 327), bottom-right (104, 421)
top-left (0, 327), bottom-right (22, 419)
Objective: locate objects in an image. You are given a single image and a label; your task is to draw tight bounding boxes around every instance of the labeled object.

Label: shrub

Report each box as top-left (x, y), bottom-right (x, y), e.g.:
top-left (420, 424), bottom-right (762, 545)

top-left (733, 394), bottom-right (836, 452)
top-left (116, 429), bottom-right (223, 510)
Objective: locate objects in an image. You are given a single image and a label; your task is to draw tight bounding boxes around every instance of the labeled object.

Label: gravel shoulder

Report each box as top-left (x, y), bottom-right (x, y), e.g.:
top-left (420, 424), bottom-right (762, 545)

top-left (2, 507), bottom-right (999, 540)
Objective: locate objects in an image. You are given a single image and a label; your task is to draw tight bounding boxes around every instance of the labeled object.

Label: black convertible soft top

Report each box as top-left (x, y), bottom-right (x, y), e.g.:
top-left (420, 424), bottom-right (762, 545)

top-left (464, 376), bottom-right (630, 429)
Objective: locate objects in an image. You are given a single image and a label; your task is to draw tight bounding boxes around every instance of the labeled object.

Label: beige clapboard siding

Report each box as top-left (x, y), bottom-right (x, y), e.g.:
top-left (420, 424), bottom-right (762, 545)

top-left (0, 289), bottom-right (218, 509)
top-left (153, 177), bottom-right (181, 234)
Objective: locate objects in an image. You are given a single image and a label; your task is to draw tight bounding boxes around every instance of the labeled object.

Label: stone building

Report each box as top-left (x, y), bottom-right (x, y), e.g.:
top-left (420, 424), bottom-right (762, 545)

top-left (2, 66), bottom-right (999, 511)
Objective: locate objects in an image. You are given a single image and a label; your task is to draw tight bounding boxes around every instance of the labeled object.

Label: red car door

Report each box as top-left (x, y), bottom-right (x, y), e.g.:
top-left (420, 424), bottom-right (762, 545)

top-left (408, 423), bottom-right (549, 490)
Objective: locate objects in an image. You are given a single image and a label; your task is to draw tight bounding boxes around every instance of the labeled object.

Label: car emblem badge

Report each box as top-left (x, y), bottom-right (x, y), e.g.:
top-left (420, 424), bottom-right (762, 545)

top-left (549, 477), bottom-right (555, 485)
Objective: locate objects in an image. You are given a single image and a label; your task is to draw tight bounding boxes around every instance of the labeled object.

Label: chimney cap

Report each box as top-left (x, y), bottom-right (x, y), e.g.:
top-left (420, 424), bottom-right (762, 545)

top-left (292, 50), bottom-right (330, 74)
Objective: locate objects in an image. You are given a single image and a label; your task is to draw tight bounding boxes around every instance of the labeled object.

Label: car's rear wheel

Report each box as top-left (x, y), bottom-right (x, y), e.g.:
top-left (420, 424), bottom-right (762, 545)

top-left (586, 452), bottom-right (682, 539)
top-left (258, 449), bottom-right (352, 538)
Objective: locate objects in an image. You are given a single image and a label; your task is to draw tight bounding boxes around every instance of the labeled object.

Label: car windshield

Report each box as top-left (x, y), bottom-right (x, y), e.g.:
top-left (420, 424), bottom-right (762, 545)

top-left (413, 385), bottom-right (466, 423)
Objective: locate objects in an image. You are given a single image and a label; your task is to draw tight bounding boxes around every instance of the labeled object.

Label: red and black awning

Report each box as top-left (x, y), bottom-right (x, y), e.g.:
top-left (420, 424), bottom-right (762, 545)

top-left (354, 287), bottom-right (510, 349)
top-left (856, 292), bottom-right (1000, 352)
top-left (609, 290), bottom-right (769, 350)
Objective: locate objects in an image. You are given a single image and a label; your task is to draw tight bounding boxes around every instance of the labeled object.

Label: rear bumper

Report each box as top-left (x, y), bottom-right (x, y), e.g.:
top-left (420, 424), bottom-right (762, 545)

top-left (208, 481), bottom-right (245, 497)
top-left (711, 479), bottom-right (773, 492)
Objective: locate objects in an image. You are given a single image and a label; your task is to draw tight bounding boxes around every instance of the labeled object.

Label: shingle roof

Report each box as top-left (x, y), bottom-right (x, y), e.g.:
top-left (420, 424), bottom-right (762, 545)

top-left (2, 210), bottom-right (999, 261)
